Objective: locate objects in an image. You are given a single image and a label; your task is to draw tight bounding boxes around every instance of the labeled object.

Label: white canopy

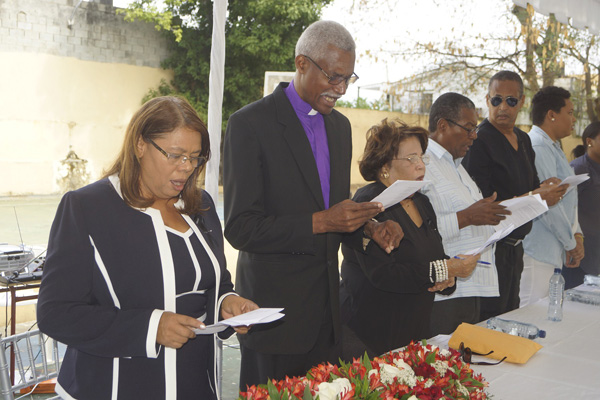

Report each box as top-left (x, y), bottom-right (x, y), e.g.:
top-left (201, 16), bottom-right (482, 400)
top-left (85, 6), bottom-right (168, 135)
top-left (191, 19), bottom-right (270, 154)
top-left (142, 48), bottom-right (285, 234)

top-left (513, 0), bottom-right (600, 34)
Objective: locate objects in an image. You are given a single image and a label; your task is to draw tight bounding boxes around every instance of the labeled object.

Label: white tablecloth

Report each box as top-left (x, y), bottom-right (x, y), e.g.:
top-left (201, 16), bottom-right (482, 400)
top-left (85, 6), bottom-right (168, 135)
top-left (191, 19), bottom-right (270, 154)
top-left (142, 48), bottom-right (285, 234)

top-left (469, 298), bottom-right (600, 399)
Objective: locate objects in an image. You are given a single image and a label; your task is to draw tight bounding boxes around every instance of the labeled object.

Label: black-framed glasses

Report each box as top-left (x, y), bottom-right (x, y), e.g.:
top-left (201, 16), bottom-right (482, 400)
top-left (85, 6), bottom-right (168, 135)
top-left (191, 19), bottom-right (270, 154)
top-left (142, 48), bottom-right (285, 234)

top-left (148, 139), bottom-right (207, 169)
top-left (458, 342), bottom-right (507, 366)
top-left (392, 154), bottom-right (430, 165)
top-left (446, 119), bottom-right (477, 135)
top-left (489, 95), bottom-right (520, 108)
top-left (302, 54), bottom-right (359, 86)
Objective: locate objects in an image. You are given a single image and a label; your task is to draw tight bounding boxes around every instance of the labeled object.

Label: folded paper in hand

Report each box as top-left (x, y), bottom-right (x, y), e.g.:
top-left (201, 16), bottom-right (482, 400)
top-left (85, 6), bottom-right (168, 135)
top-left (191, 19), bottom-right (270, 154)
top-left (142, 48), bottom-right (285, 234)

top-left (464, 224), bottom-right (515, 256)
top-left (494, 194), bottom-right (548, 233)
top-left (560, 173), bottom-right (589, 194)
top-left (449, 322), bottom-right (542, 364)
top-left (194, 308), bottom-right (284, 335)
top-left (371, 180), bottom-right (430, 209)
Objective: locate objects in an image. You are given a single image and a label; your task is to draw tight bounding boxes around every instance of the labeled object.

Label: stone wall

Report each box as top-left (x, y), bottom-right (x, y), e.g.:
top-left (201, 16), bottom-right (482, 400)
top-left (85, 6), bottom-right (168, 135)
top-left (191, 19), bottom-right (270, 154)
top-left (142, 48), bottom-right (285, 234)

top-left (0, 0), bottom-right (170, 68)
top-left (0, 0), bottom-right (174, 195)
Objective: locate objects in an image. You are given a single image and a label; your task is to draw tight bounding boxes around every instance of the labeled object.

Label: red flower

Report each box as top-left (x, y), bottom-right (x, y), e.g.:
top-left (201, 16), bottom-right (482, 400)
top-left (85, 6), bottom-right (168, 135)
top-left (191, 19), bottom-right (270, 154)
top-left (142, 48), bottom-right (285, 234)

top-left (239, 341), bottom-right (488, 400)
top-left (414, 361), bottom-right (437, 378)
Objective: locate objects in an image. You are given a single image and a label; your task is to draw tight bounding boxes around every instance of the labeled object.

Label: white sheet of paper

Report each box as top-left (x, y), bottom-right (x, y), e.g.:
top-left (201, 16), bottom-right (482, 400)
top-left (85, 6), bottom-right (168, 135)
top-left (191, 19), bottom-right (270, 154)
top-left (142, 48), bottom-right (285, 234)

top-left (194, 308), bottom-right (285, 335)
top-left (371, 180), bottom-right (429, 209)
top-left (494, 194), bottom-right (548, 233)
top-left (464, 224), bottom-right (515, 256)
top-left (560, 173), bottom-right (590, 194)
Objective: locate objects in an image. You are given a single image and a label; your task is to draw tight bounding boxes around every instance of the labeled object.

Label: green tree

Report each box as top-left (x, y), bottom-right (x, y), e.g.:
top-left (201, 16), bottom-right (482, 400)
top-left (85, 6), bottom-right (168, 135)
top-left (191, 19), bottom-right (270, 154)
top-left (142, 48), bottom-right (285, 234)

top-left (122, 0), bottom-right (331, 127)
top-left (337, 96), bottom-right (386, 110)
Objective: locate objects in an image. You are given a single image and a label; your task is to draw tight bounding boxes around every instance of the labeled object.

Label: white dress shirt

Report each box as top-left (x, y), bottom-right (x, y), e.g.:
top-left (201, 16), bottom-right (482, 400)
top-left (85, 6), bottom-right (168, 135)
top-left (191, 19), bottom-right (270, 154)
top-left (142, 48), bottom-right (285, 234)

top-left (423, 140), bottom-right (499, 301)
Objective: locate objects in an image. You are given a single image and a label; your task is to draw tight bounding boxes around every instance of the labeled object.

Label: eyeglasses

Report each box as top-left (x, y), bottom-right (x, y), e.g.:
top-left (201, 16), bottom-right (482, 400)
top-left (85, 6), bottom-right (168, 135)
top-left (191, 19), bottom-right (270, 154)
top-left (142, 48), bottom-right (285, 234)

top-left (148, 139), bottom-right (207, 169)
top-left (458, 342), bottom-right (507, 366)
top-left (302, 54), bottom-right (359, 86)
top-left (489, 95), bottom-right (520, 108)
top-left (446, 119), bottom-right (477, 135)
top-left (393, 154), bottom-right (430, 165)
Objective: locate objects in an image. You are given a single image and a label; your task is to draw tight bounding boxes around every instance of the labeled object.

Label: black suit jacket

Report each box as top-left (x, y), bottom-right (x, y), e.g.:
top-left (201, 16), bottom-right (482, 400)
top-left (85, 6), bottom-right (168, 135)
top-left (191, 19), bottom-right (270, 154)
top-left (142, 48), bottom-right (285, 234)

top-left (37, 178), bottom-right (234, 399)
top-left (223, 82), bottom-right (352, 354)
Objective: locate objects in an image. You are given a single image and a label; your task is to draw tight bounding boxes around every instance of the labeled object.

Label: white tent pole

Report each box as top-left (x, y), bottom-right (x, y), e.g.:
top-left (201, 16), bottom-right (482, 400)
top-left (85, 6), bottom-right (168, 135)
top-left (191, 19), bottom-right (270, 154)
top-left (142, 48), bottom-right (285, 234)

top-left (207, 2), bottom-right (228, 396)
top-left (206, 0), bottom-right (228, 204)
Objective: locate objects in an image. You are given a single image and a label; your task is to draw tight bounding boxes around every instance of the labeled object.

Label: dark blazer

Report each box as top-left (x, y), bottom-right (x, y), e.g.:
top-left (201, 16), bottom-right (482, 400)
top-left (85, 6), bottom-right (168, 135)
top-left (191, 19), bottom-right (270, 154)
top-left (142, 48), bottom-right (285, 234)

top-left (223, 82), bottom-right (352, 354)
top-left (37, 177), bottom-right (234, 399)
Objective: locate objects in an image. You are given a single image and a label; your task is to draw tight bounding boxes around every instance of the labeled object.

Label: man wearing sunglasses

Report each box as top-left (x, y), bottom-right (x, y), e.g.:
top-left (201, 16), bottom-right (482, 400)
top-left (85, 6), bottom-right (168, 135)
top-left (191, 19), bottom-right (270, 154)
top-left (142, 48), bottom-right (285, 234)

top-left (224, 21), bottom-right (403, 390)
top-left (462, 71), bottom-right (567, 321)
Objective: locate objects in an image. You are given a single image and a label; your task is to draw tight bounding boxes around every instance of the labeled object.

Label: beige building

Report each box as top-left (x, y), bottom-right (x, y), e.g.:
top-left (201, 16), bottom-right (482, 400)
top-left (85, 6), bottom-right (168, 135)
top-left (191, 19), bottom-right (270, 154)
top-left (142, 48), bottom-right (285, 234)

top-left (0, 0), bottom-right (173, 196)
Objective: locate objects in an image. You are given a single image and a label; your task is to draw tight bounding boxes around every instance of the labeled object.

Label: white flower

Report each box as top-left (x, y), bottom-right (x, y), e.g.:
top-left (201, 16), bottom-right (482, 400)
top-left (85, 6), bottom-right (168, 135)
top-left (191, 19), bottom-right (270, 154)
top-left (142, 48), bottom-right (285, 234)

top-left (439, 348), bottom-right (452, 358)
top-left (455, 380), bottom-right (470, 397)
top-left (392, 358), bottom-right (412, 371)
top-left (316, 378), bottom-right (352, 400)
top-left (407, 396), bottom-right (419, 400)
top-left (367, 369), bottom-right (379, 379)
top-left (378, 362), bottom-right (417, 387)
top-left (432, 360), bottom-right (450, 377)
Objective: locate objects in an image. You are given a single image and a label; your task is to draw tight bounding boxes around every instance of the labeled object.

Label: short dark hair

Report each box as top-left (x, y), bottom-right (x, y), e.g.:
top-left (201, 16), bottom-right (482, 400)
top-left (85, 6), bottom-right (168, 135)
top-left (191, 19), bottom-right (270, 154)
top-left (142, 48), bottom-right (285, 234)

top-left (428, 93), bottom-right (475, 133)
top-left (104, 96), bottom-right (210, 215)
top-left (573, 121), bottom-right (600, 158)
top-left (359, 119), bottom-right (429, 182)
top-left (489, 70), bottom-right (524, 98)
top-left (531, 86), bottom-right (571, 126)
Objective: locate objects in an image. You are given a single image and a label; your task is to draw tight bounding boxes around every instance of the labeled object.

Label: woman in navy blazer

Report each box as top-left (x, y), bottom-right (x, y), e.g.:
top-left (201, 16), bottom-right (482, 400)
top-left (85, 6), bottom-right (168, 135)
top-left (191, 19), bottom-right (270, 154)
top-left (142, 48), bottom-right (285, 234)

top-left (37, 96), bottom-right (257, 400)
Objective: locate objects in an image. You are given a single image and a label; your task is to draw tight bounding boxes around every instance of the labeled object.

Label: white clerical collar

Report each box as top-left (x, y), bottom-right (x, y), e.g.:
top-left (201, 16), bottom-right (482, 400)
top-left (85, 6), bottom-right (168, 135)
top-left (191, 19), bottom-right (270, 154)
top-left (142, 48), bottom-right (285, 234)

top-left (308, 109), bottom-right (319, 116)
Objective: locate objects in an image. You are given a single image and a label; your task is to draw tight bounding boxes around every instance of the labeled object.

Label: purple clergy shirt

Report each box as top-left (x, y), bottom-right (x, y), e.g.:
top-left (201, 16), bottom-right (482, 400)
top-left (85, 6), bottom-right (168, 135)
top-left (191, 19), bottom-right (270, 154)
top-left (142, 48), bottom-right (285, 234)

top-left (285, 81), bottom-right (331, 209)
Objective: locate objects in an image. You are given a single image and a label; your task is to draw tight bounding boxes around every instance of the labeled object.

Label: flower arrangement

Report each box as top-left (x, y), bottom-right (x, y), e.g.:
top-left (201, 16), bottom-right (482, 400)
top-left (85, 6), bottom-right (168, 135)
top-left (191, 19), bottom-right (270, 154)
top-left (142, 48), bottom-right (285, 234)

top-left (239, 341), bottom-right (488, 400)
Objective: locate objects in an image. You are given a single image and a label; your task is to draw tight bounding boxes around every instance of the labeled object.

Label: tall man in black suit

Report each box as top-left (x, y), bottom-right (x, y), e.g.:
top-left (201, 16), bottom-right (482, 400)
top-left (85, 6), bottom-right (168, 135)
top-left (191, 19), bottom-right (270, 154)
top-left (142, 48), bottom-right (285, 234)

top-left (224, 20), bottom-right (402, 389)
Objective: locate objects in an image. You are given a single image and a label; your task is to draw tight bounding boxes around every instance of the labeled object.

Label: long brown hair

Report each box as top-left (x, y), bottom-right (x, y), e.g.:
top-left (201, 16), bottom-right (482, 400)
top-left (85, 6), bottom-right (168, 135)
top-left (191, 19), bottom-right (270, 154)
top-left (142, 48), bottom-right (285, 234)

top-left (103, 96), bottom-right (211, 215)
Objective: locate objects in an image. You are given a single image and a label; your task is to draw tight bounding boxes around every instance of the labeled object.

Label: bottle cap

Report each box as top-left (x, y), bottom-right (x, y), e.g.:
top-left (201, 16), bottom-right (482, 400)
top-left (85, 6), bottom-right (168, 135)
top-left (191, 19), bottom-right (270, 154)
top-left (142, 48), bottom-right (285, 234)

top-left (539, 330), bottom-right (546, 338)
top-left (554, 268), bottom-right (562, 274)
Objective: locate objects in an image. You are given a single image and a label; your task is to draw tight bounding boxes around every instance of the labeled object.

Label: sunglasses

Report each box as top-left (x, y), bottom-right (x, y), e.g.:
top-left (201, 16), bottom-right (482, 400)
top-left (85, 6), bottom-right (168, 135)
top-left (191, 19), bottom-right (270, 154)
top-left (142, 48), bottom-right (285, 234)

top-left (489, 95), bottom-right (520, 108)
top-left (458, 342), bottom-right (507, 365)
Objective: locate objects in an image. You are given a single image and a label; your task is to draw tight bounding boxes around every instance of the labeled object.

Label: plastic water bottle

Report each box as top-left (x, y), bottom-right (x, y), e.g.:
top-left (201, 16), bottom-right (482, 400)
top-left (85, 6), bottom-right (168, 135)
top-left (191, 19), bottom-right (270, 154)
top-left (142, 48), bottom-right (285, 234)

top-left (548, 268), bottom-right (565, 321)
top-left (565, 289), bottom-right (600, 305)
top-left (486, 317), bottom-right (546, 339)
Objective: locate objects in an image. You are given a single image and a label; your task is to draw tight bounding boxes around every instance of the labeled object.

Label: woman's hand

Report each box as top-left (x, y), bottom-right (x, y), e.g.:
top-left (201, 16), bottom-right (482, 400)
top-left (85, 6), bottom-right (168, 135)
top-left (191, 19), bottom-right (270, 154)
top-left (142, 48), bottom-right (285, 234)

top-left (221, 295), bottom-right (259, 334)
top-left (157, 311), bottom-right (204, 349)
top-left (447, 254), bottom-right (480, 279)
top-left (428, 277), bottom-right (456, 292)
top-left (364, 219), bottom-right (404, 254)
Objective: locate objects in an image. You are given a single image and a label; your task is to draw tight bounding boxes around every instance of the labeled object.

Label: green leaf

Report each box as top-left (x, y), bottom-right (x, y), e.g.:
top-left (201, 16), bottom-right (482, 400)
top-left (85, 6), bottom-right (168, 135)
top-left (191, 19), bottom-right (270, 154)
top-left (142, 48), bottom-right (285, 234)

top-left (302, 385), bottom-right (314, 400)
top-left (267, 380), bottom-right (282, 400)
top-left (425, 350), bottom-right (436, 364)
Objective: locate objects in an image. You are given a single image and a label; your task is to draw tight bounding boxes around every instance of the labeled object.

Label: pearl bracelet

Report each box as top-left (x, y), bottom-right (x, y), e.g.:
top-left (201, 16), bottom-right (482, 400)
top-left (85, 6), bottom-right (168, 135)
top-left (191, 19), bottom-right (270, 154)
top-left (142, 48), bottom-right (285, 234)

top-left (429, 259), bottom-right (448, 283)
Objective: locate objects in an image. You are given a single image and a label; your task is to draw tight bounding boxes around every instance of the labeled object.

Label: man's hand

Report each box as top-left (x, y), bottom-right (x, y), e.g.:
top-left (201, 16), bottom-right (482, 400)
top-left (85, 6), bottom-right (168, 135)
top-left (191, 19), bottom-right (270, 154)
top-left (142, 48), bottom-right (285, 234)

top-left (364, 219), bottom-right (404, 254)
top-left (565, 235), bottom-right (585, 268)
top-left (456, 192), bottom-right (510, 228)
top-left (534, 178), bottom-right (568, 207)
top-left (221, 295), bottom-right (259, 334)
top-left (313, 200), bottom-right (383, 234)
top-left (157, 312), bottom-right (203, 349)
top-left (447, 254), bottom-right (480, 279)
